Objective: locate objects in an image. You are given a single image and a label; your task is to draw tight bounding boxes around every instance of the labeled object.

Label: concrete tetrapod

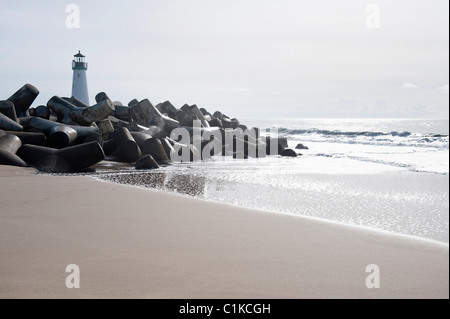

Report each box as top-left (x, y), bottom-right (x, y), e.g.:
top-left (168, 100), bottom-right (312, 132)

top-left (7, 84), bottom-right (39, 117)
top-left (0, 100), bottom-right (18, 121)
top-left (140, 138), bottom-right (172, 166)
top-left (0, 133), bottom-right (27, 167)
top-left (17, 141), bottom-right (105, 173)
top-left (109, 127), bottom-right (142, 163)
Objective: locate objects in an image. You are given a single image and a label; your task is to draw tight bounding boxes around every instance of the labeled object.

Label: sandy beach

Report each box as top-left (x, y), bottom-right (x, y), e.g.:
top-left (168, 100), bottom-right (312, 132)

top-left (0, 165), bottom-right (448, 299)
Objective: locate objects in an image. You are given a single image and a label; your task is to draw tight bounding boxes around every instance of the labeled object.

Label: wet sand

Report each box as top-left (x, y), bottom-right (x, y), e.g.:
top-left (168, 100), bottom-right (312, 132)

top-left (0, 165), bottom-right (448, 298)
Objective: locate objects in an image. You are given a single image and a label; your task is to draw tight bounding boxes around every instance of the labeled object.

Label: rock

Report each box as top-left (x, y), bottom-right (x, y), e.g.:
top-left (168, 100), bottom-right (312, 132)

top-left (190, 105), bottom-right (210, 128)
top-left (7, 84), bottom-right (39, 117)
top-left (55, 141), bottom-right (105, 172)
top-left (160, 138), bottom-right (176, 160)
top-left (0, 134), bottom-right (27, 167)
top-left (128, 99), bottom-right (139, 107)
top-left (213, 111), bottom-right (223, 120)
top-left (230, 118), bottom-right (240, 129)
top-left (1, 131), bottom-right (46, 146)
top-left (110, 127), bottom-right (141, 163)
top-left (295, 143), bottom-right (309, 150)
top-left (135, 154), bottom-right (160, 170)
top-left (18, 141), bottom-right (104, 173)
top-left (141, 138), bottom-right (172, 166)
top-left (0, 113), bottom-right (23, 131)
top-left (208, 118), bottom-right (223, 128)
top-left (0, 100), bottom-right (18, 121)
top-left (280, 148), bottom-right (297, 157)
top-left (47, 95), bottom-right (115, 126)
top-left (199, 108), bottom-right (212, 117)
top-left (30, 105), bottom-right (51, 119)
top-left (176, 105), bottom-right (198, 127)
top-left (157, 101), bottom-right (178, 119)
top-left (130, 131), bottom-right (152, 150)
top-left (19, 117), bottom-right (77, 149)
top-left (114, 105), bottom-right (130, 121)
top-left (221, 117), bottom-right (232, 129)
top-left (69, 96), bottom-right (89, 108)
top-left (95, 92), bottom-right (110, 103)
top-left (102, 139), bottom-right (117, 156)
top-left (96, 119), bottom-right (115, 139)
top-left (129, 99), bottom-right (179, 133)
top-left (265, 136), bottom-right (286, 155)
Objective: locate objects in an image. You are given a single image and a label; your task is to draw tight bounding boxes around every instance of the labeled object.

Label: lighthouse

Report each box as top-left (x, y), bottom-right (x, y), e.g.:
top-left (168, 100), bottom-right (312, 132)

top-left (71, 50), bottom-right (89, 105)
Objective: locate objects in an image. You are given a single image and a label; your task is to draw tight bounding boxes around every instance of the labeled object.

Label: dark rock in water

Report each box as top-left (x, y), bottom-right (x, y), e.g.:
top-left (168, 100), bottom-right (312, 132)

top-left (135, 154), bottom-right (160, 170)
top-left (264, 136), bottom-right (286, 155)
top-left (0, 113), bottom-right (23, 131)
top-left (1, 131), bottom-right (46, 146)
top-left (110, 126), bottom-right (141, 163)
top-left (279, 137), bottom-right (288, 148)
top-left (7, 84), bottom-right (39, 117)
top-left (280, 149), bottom-right (297, 157)
top-left (295, 143), bottom-right (309, 150)
top-left (0, 134), bottom-right (27, 167)
top-left (0, 100), bottom-right (18, 122)
top-left (141, 138), bottom-right (172, 166)
top-left (30, 105), bottom-right (51, 119)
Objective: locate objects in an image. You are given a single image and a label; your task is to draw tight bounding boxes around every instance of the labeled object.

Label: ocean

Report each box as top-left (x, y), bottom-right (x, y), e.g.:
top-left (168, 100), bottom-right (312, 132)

top-left (94, 118), bottom-right (449, 244)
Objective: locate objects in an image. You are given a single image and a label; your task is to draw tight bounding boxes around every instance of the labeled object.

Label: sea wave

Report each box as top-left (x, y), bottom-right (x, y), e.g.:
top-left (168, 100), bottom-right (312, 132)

top-left (275, 127), bottom-right (449, 149)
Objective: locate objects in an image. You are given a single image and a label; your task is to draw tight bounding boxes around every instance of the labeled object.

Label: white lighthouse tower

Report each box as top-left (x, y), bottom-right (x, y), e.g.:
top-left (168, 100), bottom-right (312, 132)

top-left (71, 50), bottom-right (89, 105)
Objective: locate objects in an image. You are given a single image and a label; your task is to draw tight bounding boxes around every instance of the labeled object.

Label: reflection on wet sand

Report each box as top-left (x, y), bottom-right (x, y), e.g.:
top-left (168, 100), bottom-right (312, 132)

top-left (95, 168), bottom-right (206, 197)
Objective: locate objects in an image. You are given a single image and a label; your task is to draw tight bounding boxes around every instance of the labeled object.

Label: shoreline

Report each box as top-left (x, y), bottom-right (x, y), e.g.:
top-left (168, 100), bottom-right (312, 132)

top-left (0, 165), bottom-right (448, 298)
top-left (90, 159), bottom-right (449, 244)
top-left (92, 174), bottom-right (450, 248)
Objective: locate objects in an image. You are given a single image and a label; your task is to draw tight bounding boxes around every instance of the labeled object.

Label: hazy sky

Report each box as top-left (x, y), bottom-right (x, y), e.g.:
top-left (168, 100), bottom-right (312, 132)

top-left (0, 0), bottom-right (448, 119)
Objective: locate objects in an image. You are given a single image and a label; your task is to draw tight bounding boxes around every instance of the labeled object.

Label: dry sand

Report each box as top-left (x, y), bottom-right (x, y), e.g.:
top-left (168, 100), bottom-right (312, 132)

top-left (0, 165), bottom-right (448, 299)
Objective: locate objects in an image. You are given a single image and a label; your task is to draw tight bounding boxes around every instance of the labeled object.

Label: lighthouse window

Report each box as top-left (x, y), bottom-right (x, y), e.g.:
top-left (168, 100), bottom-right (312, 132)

top-left (78, 74), bottom-right (80, 78)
